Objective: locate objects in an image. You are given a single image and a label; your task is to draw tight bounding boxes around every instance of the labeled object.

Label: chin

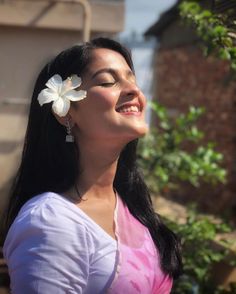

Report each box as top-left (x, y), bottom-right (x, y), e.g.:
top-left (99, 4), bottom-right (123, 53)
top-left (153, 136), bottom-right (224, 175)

top-left (127, 123), bottom-right (149, 140)
top-left (137, 128), bottom-right (149, 139)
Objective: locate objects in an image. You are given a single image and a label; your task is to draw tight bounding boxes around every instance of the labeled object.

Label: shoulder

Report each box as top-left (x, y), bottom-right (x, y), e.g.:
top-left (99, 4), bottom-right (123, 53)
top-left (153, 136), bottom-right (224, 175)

top-left (3, 192), bottom-right (94, 259)
top-left (3, 193), bottom-right (95, 292)
top-left (13, 192), bottom-right (86, 231)
top-left (18, 191), bottom-right (76, 216)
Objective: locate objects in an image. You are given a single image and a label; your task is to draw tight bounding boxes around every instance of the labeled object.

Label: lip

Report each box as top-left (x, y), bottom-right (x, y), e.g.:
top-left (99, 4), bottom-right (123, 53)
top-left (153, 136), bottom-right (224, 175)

top-left (118, 111), bottom-right (142, 116)
top-left (115, 102), bottom-right (143, 115)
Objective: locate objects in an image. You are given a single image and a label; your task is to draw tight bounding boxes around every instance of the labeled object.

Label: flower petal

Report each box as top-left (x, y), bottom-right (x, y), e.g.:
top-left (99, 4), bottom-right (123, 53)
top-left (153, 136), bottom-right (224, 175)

top-left (62, 75), bottom-right (82, 94)
top-left (46, 74), bottom-right (62, 92)
top-left (65, 89), bottom-right (87, 101)
top-left (38, 88), bottom-right (58, 106)
top-left (52, 98), bottom-right (70, 117)
top-left (70, 75), bottom-right (82, 89)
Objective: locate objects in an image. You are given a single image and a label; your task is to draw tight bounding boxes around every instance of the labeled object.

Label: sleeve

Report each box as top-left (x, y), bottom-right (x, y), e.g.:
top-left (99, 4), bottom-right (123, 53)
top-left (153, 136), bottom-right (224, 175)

top-left (4, 200), bottom-right (92, 294)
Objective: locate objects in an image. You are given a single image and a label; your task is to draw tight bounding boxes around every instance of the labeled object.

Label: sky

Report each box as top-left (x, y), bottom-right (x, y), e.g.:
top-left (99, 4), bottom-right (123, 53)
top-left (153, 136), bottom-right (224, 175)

top-left (120, 0), bottom-right (177, 38)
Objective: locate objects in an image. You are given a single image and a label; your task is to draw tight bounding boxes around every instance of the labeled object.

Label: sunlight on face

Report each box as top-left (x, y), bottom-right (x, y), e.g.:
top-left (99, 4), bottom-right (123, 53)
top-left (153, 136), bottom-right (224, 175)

top-left (70, 48), bottom-right (148, 146)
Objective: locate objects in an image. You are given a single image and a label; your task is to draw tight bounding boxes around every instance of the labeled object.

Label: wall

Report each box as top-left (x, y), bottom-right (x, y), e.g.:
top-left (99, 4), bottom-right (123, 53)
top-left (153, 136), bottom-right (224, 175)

top-left (154, 44), bottom-right (236, 215)
top-left (0, 26), bottom-right (103, 100)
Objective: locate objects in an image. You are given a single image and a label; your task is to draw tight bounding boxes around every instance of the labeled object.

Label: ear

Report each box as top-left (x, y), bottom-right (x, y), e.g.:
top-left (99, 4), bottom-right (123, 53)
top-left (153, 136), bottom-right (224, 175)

top-left (52, 112), bottom-right (75, 128)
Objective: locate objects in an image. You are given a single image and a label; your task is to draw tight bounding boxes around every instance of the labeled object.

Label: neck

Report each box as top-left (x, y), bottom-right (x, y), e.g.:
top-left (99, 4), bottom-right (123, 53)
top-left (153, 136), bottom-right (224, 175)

top-left (73, 139), bottom-right (123, 201)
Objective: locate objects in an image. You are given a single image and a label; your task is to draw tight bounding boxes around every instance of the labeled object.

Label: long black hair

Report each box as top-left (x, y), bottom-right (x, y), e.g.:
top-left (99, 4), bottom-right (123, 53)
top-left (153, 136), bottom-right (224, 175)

top-left (4, 37), bottom-right (182, 278)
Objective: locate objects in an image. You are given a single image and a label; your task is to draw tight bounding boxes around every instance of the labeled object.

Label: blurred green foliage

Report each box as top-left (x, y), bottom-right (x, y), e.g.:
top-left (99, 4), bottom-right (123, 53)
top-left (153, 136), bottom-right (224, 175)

top-left (179, 1), bottom-right (236, 71)
top-left (166, 205), bottom-right (236, 293)
top-left (138, 102), bottom-right (226, 194)
top-left (138, 102), bottom-right (236, 292)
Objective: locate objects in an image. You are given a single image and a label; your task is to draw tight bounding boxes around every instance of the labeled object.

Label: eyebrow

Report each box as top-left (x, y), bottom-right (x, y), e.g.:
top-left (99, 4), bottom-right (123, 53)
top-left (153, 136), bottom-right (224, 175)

top-left (91, 68), bottom-right (134, 79)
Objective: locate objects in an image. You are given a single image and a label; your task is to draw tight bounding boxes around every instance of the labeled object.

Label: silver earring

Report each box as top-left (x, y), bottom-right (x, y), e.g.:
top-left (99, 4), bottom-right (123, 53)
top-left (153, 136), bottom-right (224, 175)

top-left (65, 119), bottom-right (74, 143)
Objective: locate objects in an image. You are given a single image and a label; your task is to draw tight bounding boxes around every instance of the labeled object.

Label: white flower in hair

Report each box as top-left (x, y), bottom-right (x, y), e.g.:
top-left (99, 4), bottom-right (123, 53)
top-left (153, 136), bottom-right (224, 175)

top-left (38, 74), bottom-right (87, 117)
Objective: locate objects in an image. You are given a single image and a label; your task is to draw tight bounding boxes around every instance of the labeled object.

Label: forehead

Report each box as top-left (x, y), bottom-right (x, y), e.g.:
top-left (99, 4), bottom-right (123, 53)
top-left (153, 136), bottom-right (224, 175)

top-left (86, 48), bottom-right (132, 73)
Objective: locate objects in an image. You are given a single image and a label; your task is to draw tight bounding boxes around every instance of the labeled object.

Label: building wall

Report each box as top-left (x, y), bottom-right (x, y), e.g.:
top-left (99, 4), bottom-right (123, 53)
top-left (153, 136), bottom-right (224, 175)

top-left (0, 26), bottom-right (104, 101)
top-left (0, 1), bottom-right (124, 32)
top-left (154, 44), bottom-right (236, 214)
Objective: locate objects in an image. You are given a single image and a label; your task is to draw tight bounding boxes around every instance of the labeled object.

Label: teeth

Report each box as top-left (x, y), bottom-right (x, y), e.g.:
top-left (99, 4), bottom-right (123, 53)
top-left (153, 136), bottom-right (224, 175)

top-left (118, 106), bottom-right (139, 113)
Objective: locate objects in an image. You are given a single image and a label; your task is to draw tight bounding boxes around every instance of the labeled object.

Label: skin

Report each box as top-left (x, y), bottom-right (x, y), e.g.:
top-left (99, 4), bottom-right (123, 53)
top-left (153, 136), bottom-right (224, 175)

top-left (60, 48), bottom-right (148, 239)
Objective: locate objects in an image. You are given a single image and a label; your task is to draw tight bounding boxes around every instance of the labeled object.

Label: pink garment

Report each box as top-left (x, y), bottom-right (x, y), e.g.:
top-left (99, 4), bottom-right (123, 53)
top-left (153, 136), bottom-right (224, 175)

top-left (108, 196), bottom-right (173, 294)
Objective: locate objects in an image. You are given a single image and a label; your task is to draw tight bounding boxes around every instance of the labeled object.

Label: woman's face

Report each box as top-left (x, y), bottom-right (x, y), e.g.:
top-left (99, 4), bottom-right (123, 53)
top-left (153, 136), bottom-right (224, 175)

top-left (70, 48), bottom-right (148, 145)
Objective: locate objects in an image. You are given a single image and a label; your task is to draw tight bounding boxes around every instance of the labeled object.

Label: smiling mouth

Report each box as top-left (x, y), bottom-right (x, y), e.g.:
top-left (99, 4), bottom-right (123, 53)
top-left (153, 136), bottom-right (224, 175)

top-left (116, 104), bottom-right (142, 115)
top-left (117, 105), bottom-right (139, 113)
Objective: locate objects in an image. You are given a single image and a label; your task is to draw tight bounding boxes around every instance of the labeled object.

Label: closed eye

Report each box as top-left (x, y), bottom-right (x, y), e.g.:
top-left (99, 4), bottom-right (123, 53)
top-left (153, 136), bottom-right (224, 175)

top-left (100, 82), bottom-right (115, 87)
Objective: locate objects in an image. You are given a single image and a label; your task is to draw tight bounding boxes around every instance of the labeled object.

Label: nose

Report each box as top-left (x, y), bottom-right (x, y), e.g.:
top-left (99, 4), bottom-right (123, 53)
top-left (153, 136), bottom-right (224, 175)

top-left (122, 79), bottom-right (141, 98)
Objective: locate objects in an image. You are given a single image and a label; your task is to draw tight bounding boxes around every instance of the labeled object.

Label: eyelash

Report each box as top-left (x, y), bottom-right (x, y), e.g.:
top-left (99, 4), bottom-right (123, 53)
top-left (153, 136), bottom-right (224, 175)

top-left (100, 82), bottom-right (115, 87)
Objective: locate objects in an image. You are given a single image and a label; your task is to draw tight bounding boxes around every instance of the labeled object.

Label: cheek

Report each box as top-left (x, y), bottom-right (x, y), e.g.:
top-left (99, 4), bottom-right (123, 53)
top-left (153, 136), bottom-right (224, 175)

top-left (88, 89), bottom-right (118, 109)
top-left (72, 90), bottom-right (118, 127)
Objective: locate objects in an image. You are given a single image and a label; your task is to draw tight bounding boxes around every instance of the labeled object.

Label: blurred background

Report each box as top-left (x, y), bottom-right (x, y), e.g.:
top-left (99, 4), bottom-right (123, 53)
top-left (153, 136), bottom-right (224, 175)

top-left (0, 0), bottom-right (235, 293)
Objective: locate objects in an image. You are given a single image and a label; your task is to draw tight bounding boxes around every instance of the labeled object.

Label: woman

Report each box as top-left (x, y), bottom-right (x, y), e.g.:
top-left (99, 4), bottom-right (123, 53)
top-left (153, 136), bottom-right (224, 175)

top-left (3, 37), bottom-right (182, 293)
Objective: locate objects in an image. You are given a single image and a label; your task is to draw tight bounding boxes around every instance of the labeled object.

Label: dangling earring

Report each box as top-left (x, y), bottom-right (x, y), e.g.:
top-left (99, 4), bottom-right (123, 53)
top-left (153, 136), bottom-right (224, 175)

top-left (65, 119), bottom-right (74, 143)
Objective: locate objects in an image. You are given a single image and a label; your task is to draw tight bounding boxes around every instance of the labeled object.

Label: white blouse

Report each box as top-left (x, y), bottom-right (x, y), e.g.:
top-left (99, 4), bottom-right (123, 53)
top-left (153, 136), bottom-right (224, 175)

top-left (4, 192), bottom-right (118, 294)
